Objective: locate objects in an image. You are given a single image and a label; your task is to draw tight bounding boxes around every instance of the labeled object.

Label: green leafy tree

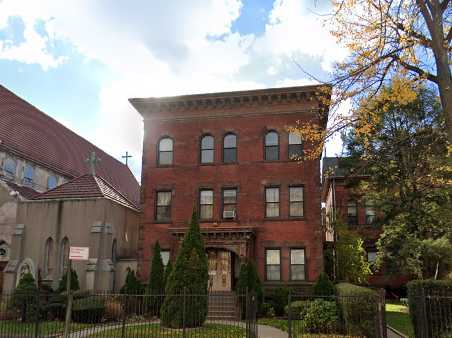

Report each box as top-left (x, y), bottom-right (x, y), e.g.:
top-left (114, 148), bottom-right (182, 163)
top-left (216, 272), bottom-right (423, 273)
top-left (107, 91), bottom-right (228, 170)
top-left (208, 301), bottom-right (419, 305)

top-left (120, 268), bottom-right (144, 295)
top-left (343, 83), bottom-right (451, 279)
top-left (56, 268), bottom-right (80, 293)
top-left (146, 241), bottom-right (165, 315)
top-left (163, 260), bottom-right (173, 288)
top-left (160, 209), bottom-right (208, 328)
top-left (13, 273), bottom-right (39, 321)
top-left (147, 241), bottom-right (165, 294)
top-left (335, 221), bottom-right (372, 284)
top-left (236, 260), bottom-right (264, 317)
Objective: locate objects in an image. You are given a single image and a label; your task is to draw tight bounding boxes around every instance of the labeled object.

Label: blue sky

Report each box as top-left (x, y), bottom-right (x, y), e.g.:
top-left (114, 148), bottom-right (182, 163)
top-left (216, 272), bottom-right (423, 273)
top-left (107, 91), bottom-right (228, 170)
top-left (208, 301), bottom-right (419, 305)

top-left (0, 0), bottom-right (347, 180)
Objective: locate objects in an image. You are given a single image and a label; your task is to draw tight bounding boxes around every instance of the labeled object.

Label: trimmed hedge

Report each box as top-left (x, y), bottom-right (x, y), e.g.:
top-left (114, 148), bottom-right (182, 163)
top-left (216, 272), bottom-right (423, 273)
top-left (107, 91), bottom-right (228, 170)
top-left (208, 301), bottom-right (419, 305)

top-left (336, 283), bottom-right (380, 338)
top-left (72, 298), bottom-right (105, 323)
top-left (407, 279), bottom-right (452, 338)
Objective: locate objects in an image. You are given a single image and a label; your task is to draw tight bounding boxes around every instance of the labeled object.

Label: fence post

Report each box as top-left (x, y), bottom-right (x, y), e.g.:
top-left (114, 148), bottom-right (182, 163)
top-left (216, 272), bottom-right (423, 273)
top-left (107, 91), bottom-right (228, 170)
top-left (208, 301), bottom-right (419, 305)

top-left (288, 289), bottom-right (292, 338)
top-left (33, 285), bottom-right (40, 338)
top-left (182, 287), bottom-right (187, 338)
top-left (420, 287), bottom-right (428, 338)
top-left (245, 288), bottom-right (250, 338)
top-left (63, 260), bottom-right (73, 338)
top-left (378, 289), bottom-right (387, 338)
top-left (121, 295), bottom-right (127, 338)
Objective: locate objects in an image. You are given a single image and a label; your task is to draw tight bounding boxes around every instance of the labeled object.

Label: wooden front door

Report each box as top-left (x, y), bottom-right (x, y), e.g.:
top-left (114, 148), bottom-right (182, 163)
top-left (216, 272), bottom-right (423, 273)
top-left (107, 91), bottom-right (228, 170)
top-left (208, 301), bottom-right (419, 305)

top-left (207, 250), bottom-right (231, 292)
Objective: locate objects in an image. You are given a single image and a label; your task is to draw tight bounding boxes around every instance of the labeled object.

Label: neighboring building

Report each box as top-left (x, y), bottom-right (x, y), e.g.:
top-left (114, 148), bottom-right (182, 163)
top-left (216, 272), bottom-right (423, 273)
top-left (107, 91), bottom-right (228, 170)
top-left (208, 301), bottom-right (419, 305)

top-left (322, 157), bottom-right (407, 289)
top-left (0, 85), bottom-right (140, 292)
top-left (130, 85), bottom-right (331, 290)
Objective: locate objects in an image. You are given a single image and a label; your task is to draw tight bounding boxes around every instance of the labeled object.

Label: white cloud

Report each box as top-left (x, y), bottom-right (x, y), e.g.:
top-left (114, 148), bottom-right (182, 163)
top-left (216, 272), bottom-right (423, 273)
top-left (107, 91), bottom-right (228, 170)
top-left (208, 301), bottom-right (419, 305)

top-left (0, 0), bottom-right (346, 179)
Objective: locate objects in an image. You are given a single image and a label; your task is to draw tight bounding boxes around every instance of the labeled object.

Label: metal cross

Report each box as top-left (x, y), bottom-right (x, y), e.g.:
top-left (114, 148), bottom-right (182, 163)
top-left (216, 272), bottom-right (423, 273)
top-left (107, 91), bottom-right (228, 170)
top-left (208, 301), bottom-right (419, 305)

top-left (85, 151), bottom-right (101, 176)
top-left (122, 151), bottom-right (132, 166)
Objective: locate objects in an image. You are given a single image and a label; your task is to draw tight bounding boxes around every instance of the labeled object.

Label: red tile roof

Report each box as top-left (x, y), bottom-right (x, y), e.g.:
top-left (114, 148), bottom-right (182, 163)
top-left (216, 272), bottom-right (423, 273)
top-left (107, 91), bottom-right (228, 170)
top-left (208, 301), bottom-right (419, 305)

top-left (5, 181), bottom-right (40, 200)
top-left (0, 85), bottom-right (140, 208)
top-left (33, 174), bottom-right (138, 211)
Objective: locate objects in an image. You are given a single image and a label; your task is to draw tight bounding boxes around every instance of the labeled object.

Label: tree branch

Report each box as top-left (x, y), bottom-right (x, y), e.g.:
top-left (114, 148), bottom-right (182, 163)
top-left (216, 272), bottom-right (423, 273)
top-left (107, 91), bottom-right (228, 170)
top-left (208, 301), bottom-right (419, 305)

top-left (440, 0), bottom-right (451, 12)
top-left (393, 55), bottom-right (439, 83)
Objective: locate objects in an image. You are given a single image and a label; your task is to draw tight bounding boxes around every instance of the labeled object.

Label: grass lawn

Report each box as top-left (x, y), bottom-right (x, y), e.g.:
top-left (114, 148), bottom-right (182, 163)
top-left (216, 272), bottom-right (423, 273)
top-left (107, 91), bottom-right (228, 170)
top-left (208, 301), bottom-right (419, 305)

top-left (0, 321), bottom-right (92, 335)
top-left (386, 302), bottom-right (414, 337)
top-left (89, 323), bottom-right (247, 337)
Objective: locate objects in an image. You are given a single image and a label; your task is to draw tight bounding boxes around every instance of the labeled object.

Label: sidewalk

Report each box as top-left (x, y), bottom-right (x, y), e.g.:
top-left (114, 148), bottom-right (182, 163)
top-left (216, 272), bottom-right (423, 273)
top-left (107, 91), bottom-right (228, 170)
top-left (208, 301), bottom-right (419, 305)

top-left (258, 324), bottom-right (288, 338)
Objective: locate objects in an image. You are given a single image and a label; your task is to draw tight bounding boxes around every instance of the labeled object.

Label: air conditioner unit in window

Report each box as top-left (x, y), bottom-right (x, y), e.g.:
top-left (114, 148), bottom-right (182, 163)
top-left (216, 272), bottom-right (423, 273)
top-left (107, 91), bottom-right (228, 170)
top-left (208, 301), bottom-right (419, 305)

top-left (223, 210), bottom-right (236, 219)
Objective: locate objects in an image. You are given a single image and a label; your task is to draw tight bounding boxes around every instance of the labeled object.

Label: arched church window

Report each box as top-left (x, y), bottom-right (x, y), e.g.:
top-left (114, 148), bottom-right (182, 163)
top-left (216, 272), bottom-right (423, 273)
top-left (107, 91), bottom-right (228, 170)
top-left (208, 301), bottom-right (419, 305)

top-left (60, 237), bottom-right (70, 274)
top-left (16, 258), bottom-right (36, 285)
top-left (23, 164), bottom-right (34, 186)
top-left (44, 237), bottom-right (53, 277)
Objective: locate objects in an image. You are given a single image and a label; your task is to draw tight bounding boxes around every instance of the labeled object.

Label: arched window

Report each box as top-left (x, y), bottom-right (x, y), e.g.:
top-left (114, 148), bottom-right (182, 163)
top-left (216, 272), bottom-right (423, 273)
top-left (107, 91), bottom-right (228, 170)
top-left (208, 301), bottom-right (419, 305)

top-left (23, 164), bottom-right (34, 186)
top-left (200, 135), bottom-right (214, 164)
top-left (223, 133), bottom-right (237, 163)
top-left (288, 132), bottom-right (303, 159)
top-left (158, 137), bottom-right (174, 166)
top-left (47, 175), bottom-right (57, 190)
top-left (265, 131), bottom-right (279, 161)
top-left (60, 237), bottom-right (70, 274)
top-left (3, 158), bottom-right (16, 178)
top-left (44, 237), bottom-right (53, 277)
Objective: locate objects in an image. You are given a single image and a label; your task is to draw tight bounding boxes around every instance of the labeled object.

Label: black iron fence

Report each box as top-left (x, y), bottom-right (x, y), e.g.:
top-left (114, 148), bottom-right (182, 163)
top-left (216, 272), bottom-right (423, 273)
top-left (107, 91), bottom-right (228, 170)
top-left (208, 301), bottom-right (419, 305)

top-left (0, 291), bottom-right (257, 338)
top-left (409, 289), bottom-right (452, 338)
top-left (263, 291), bottom-right (387, 338)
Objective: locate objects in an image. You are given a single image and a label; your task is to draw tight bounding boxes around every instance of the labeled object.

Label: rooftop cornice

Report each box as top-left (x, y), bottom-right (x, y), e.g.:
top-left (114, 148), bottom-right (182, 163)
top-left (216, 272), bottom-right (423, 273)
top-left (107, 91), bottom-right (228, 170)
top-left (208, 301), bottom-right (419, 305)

top-left (129, 84), bottom-right (332, 116)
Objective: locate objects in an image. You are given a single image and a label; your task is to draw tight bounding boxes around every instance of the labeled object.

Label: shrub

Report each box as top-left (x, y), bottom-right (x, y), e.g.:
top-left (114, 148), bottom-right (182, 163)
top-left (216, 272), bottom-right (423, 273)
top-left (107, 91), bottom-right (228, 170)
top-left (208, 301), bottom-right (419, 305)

top-left (160, 210), bottom-right (209, 328)
top-left (11, 273), bottom-right (39, 322)
top-left (407, 279), bottom-right (452, 338)
top-left (284, 300), bottom-right (311, 318)
top-left (56, 268), bottom-right (80, 293)
top-left (72, 298), bottom-right (105, 323)
top-left (313, 272), bottom-right (335, 296)
top-left (336, 283), bottom-right (380, 338)
top-left (265, 286), bottom-right (291, 317)
top-left (261, 302), bottom-right (275, 318)
top-left (163, 260), bottom-right (173, 288)
top-left (302, 299), bottom-right (338, 333)
top-left (120, 268), bottom-right (144, 295)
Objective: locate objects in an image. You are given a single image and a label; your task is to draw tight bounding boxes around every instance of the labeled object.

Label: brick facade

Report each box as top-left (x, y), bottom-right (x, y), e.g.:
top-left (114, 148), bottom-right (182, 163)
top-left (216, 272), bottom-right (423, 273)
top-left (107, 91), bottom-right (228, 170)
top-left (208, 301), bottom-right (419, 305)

top-left (131, 86), bottom-right (330, 288)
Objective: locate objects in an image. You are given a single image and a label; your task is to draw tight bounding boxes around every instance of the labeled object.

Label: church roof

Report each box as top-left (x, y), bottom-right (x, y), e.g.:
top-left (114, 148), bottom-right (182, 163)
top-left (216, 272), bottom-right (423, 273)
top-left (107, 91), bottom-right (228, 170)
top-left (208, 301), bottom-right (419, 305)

top-left (0, 85), bottom-right (140, 208)
top-left (33, 174), bottom-right (138, 211)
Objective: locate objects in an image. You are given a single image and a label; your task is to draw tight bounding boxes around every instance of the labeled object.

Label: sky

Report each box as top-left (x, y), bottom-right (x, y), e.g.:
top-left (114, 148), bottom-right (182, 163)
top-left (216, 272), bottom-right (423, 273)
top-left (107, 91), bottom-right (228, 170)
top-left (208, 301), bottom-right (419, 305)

top-left (0, 0), bottom-right (348, 180)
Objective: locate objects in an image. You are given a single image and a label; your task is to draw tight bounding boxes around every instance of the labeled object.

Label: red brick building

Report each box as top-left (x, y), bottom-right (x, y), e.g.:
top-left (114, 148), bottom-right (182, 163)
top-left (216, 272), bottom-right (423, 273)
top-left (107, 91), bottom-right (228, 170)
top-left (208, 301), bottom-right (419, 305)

top-left (130, 85), bottom-right (331, 290)
top-left (322, 157), bottom-right (408, 290)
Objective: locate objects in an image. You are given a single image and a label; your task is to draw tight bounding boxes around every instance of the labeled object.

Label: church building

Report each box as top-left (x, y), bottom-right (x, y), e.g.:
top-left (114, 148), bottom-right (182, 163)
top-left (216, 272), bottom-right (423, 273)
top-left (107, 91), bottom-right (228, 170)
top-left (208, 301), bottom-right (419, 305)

top-left (130, 85), bottom-right (331, 290)
top-left (0, 85), bottom-right (140, 292)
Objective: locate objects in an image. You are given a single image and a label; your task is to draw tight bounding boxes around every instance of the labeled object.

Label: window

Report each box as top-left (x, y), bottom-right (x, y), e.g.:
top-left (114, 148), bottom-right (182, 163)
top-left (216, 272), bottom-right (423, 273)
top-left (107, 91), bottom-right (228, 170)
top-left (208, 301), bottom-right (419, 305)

top-left (289, 186), bottom-right (304, 217)
top-left (23, 164), bottom-right (34, 186)
top-left (44, 238), bottom-right (53, 276)
top-left (222, 188), bottom-right (237, 219)
top-left (0, 242), bottom-right (9, 262)
top-left (201, 135), bottom-right (214, 164)
top-left (265, 249), bottom-right (281, 281)
top-left (60, 237), bottom-right (69, 274)
top-left (347, 200), bottom-right (358, 225)
top-left (288, 132), bottom-right (303, 159)
top-left (365, 201), bottom-right (376, 225)
top-left (265, 187), bottom-right (279, 217)
top-left (200, 189), bottom-right (214, 220)
top-left (156, 191), bottom-right (172, 221)
top-left (223, 133), bottom-right (237, 163)
top-left (367, 251), bottom-right (377, 264)
top-left (161, 250), bottom-right (170, 266)
top-left (158, 137), bottom-right (174, 166)
top-left (290, 249), bottom-right (306, 280)
top-left (3, 158), bottom-right (16, 178)
top-left (111, 239), bottom-right (118, 264)
top-left (47, 175), bottom-right (57, 190)
top-left (265, 131), bottom-right (279, 161)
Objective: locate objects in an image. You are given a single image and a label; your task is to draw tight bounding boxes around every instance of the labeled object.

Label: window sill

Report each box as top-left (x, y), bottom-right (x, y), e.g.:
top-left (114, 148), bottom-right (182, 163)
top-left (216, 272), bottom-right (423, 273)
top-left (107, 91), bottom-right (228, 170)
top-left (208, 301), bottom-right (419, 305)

top-left (263, 218), bottom-right (306, 222)
top-left (156, 165), bottom-right (174, 168)
top-left (154, 220), bottom-right (172, 224)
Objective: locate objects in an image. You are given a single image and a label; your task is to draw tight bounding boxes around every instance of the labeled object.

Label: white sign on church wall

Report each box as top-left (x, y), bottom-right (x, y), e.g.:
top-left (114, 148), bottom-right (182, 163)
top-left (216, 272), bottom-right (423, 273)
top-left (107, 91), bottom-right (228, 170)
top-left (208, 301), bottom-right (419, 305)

top-left (69, 247), bottom-right (90, 261)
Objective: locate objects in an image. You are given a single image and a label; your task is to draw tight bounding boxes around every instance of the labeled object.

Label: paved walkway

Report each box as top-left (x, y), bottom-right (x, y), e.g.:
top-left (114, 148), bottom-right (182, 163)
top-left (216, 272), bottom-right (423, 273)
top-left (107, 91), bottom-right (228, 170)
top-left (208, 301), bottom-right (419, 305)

top-left (258, 324), bottom-right (288, 338)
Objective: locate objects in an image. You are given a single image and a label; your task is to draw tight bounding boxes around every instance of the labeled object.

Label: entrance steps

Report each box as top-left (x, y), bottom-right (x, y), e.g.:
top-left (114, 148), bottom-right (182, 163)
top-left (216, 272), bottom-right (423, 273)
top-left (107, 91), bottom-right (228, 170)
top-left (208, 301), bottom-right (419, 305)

top-left (207, 291), bottom-right (240, 321)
